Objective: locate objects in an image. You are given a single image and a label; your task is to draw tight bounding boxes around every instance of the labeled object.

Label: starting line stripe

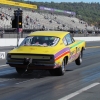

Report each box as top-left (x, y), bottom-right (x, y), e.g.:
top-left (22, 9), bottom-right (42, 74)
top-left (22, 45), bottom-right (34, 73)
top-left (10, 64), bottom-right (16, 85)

top-left (86, 46), bottom-right (100, 49)
top-left (0, 64), bottom-right (8, 68)
top-left (58, 82), bottom-right (100, 100)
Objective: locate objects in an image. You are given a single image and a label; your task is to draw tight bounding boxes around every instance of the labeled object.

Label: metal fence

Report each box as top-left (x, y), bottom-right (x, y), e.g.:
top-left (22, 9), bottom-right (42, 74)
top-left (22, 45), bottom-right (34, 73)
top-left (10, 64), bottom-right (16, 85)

top-left (0, 29), bottom-right (100, 38)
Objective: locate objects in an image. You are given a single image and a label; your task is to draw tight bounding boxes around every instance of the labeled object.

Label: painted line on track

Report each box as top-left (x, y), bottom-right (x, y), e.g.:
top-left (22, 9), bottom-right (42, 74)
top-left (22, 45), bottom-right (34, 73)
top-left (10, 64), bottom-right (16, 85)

top-left (0, 79), bottom-right (13, 83)
top-left (15, 79), bottom-right (35, 84)
top-left (58, 82), bottom-right (100, 100)
top-left (0, 64), bottom-right (8, 68)
top-left (86, 46), bottom-right (100, 49)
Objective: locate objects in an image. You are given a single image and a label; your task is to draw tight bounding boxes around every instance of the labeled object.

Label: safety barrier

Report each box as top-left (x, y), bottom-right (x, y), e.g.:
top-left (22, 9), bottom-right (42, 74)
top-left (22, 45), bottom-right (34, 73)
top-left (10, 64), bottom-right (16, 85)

top-left (0, 37), bottom-right (100, 47)
top-left (0, 38), bottom-right (24, 46)
top-left (74, 37), bottom-right (100, 41)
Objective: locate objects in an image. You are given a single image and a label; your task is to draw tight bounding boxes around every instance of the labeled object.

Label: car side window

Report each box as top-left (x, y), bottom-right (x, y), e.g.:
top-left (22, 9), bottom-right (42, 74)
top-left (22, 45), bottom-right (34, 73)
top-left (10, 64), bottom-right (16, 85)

top-left (20, 37), bottom-right (33, 46)
top-left (25, 37), bottom-right (33, 45)
top-left (63, 37), bottom-right (68, 45)
top-left (65, 33), bottom-right (75, 45)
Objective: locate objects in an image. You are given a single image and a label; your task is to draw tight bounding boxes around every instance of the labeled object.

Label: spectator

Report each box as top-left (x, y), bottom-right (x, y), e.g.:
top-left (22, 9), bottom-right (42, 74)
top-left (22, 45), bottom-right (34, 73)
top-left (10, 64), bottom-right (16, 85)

top-left (84, 30), bottom-right (88, 37)
top-left (15, 28), bottom-right (23, 38)
top-left (57, 26), bottom-right (60, 30)
top-left (0, 29), bottom-right (4, 38)
top-left (5, 16), bottom-right (8, 20)
top-left (32, 10), bottom-right (34, 12)
top-left (92, 31), bottom-right (95, 35)
top-left (42, 25), bottom-right (45, 30)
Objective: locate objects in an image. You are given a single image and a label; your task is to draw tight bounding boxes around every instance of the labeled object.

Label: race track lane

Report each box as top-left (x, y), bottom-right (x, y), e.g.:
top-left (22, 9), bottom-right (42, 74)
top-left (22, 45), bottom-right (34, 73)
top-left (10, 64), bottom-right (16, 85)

top-left (0, 42), bottom-right (100, 100)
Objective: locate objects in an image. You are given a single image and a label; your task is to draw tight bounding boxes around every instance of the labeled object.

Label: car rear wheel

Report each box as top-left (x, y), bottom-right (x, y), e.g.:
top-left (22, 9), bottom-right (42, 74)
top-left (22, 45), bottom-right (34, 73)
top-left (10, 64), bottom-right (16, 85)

top-left (15, 68), bottom-right (33, 75)
top-left (56, 60), bottom-right (65, 76)
top-left (49, 59), bottom-right (65, 76)
top-left (16, 68), bottom-right (26, 74)
top-left (75, 50), bottom-right (83, 65)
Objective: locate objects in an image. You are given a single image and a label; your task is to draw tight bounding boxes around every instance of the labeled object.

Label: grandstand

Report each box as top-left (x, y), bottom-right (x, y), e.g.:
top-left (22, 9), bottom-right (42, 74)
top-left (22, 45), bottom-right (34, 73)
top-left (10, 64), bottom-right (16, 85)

top-left (0, 7), bottom-right (94, 30)
top-left (0, 0), bottom-right (97, 38)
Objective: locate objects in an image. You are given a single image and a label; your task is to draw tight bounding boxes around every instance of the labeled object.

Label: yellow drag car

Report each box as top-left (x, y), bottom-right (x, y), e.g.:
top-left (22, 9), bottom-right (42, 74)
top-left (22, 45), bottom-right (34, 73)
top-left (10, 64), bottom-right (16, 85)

top-left (6, 31), bottom-right (86, 76)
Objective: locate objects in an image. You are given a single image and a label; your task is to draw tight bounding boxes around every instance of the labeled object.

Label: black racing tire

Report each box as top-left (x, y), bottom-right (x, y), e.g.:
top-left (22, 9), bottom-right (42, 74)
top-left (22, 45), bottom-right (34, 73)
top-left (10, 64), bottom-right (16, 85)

top-left (16, 68), bottom-right (26, 74)
top-left (56, 60), bottom-right (65, 76)
top-left (49, 59), bottom-right (65, 76)
top-left (75, 50), bottom-right (83, 65)
top-left (49, 69), bottom-right (56, 76)
top-left (15, 67), bottom-right (33, 75)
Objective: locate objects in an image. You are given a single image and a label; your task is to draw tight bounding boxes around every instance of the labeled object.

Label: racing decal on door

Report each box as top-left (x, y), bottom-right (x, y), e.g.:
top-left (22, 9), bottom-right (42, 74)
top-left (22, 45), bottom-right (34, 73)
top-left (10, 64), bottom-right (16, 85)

top-left (54, 47), bottom-right (70, 61)
top-left (76, 47), bottom-right (80, 53)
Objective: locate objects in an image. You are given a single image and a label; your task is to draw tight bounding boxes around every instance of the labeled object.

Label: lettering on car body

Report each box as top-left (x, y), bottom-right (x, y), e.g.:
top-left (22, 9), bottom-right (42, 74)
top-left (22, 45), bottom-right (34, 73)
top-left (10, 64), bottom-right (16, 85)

top-left (76, 47), bottom-right (80, 53)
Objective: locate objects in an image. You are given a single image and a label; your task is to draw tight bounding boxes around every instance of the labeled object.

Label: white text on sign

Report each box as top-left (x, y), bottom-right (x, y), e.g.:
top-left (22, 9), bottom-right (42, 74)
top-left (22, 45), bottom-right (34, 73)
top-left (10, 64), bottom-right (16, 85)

top-left (0, 52), bottom-right (5, 59)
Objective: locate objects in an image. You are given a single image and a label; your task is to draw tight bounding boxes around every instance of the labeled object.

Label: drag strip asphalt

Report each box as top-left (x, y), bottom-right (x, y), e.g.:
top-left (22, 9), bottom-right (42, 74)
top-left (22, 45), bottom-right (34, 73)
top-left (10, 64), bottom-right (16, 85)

top-left (0, 41), bottom-right (100, 100)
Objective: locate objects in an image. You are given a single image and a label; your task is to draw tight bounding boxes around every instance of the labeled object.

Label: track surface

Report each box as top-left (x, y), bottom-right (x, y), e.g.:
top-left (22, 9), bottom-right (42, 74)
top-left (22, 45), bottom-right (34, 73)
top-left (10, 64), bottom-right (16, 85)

top-left (0, 41), bottom-right (100, 100)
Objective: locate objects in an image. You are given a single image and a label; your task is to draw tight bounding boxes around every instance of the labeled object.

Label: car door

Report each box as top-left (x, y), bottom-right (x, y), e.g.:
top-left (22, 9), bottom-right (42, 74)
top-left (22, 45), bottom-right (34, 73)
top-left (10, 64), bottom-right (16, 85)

top-left (65, 33), bottom-right (77, 62)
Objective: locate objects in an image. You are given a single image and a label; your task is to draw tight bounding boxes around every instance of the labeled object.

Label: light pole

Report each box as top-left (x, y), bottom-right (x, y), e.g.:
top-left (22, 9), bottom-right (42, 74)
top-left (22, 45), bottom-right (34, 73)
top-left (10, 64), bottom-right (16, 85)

top-left (12, 8), bottom-right (23, 46)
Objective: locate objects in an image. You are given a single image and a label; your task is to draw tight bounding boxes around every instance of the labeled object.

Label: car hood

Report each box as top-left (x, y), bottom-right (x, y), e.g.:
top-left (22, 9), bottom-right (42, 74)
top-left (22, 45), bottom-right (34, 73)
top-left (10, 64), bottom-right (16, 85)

top-left (8, 46), bottom-right (59, 55)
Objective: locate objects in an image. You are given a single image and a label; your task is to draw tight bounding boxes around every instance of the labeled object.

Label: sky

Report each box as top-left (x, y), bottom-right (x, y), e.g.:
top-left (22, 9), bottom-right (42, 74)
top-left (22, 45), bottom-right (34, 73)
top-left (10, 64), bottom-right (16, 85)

top-left (26, 0), bottom-right (100, 3)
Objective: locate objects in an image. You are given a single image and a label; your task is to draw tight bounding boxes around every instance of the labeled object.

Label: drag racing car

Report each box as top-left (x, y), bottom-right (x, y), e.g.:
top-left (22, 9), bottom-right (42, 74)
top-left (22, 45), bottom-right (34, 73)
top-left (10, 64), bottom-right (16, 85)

top-left (6, 31), bottom-right (86, 76)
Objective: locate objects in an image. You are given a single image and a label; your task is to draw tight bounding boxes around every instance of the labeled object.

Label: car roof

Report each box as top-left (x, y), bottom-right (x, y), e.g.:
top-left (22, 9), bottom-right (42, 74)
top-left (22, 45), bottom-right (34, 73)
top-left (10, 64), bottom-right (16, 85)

top-left (28, 31), bottom-right (69, 38)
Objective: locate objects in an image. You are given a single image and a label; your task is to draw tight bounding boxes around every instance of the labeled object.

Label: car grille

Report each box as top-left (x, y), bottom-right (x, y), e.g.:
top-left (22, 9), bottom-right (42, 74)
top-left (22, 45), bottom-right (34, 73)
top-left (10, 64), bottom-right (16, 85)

top-left (8, 54), bottom-right (54, 64)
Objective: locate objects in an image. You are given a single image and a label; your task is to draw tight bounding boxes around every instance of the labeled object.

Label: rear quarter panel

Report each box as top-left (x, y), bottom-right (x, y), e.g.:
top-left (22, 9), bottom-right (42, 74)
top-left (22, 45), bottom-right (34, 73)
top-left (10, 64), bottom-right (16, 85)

top-left (55, 40), bottom-right (86, 66)
top-left (75, 40), bottom-right (86, 50)
top-left (54, 41), bottom-right (70, 66)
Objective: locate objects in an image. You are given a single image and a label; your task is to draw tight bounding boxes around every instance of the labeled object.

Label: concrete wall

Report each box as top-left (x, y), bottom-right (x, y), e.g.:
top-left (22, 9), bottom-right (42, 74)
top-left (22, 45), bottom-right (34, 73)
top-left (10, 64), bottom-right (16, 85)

top-left (0, 37), bottom-right (100, 47)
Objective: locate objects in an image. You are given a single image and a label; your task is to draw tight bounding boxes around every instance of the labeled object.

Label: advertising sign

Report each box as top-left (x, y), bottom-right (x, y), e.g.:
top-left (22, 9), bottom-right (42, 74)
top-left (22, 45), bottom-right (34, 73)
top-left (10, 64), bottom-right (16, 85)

top-left (0, 0), bottom-right (37, 9)
top-left (40, 6), bottom-right (76, 15)
top-left (0, 52), bottom-right (5, 59)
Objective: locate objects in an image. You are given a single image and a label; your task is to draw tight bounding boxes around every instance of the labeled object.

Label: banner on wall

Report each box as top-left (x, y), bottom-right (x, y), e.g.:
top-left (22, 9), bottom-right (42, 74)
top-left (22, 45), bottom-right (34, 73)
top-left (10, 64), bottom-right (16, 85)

top-left (40, 6), bottom-right (76, 16)
top-left (0, 0), bottom-right (37, 9)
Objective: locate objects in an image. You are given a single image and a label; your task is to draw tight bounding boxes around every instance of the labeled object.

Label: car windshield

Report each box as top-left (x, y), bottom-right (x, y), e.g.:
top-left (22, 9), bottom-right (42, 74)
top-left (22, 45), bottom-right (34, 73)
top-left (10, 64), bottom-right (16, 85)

top-left (19, 36), bottom-right (60, 47)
